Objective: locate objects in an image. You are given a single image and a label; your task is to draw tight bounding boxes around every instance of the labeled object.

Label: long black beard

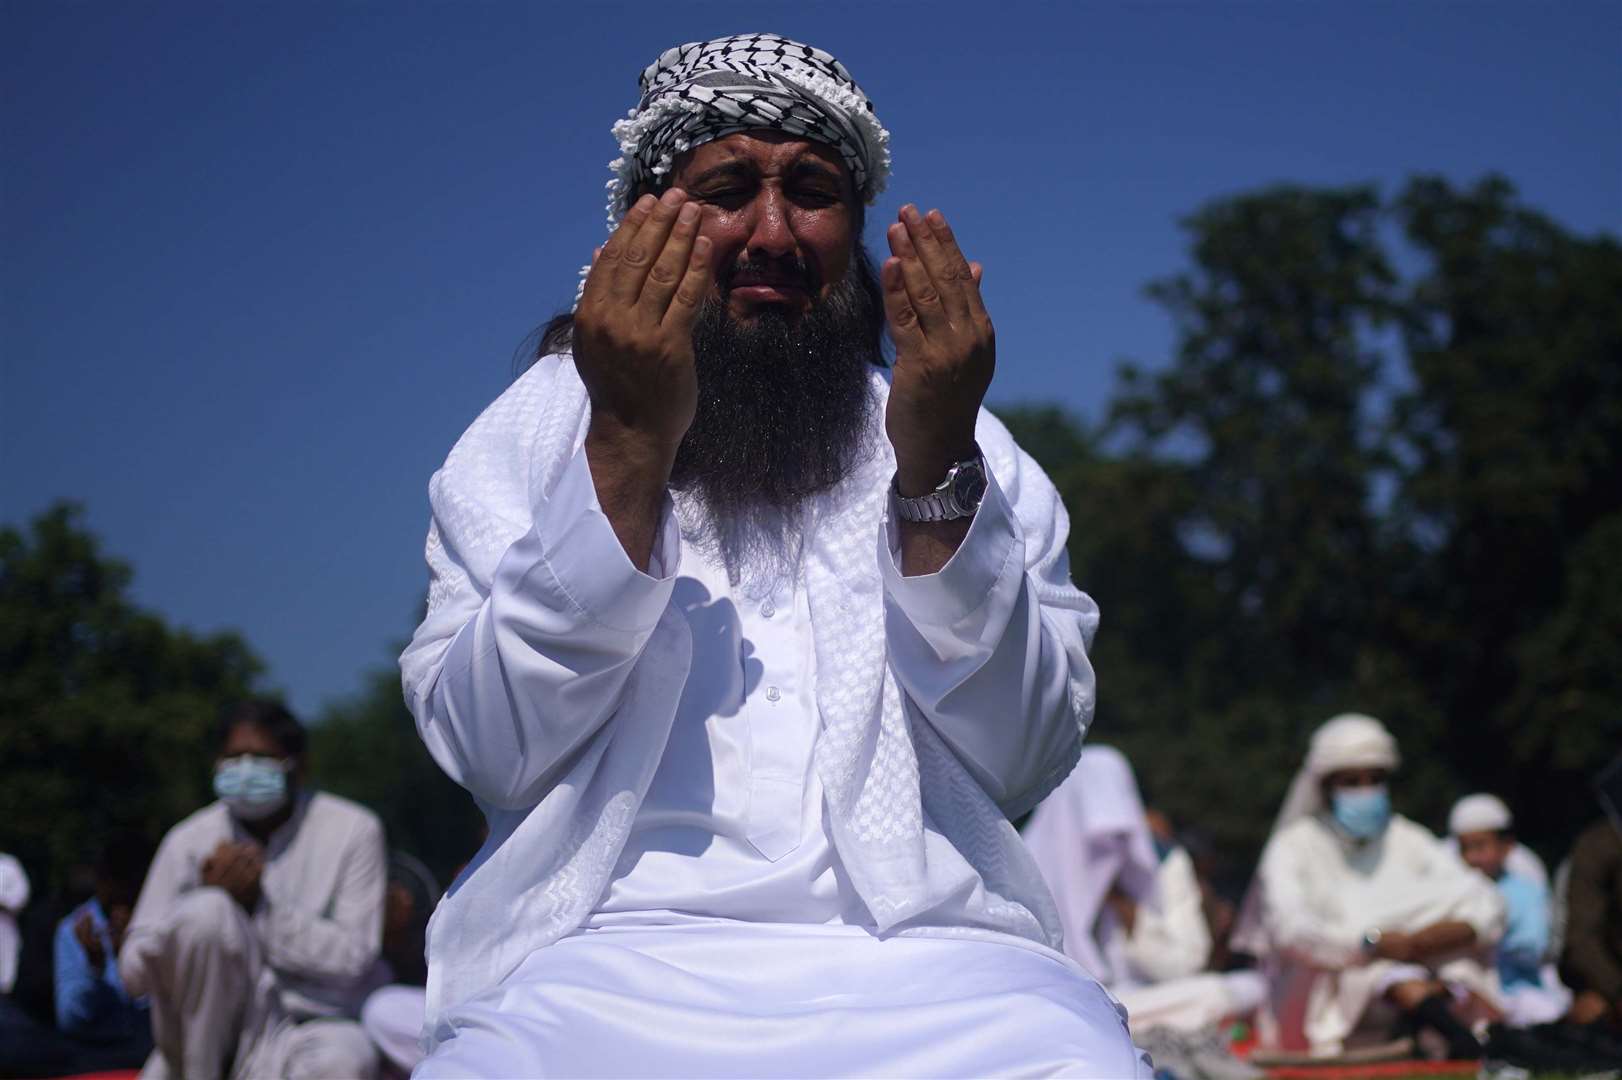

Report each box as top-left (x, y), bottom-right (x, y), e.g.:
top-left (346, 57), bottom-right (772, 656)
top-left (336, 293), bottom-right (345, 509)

top-left (669, 250), bottom-right (884, 536)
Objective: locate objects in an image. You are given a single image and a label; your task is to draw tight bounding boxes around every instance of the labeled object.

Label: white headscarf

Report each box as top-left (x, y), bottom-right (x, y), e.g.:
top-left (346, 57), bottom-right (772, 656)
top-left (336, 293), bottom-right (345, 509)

top-left (1267, 713), bottom-right (1400, 838)
top-left (1022, 745), bottom-right (1160, 982)
top-left (1230, 713), bottom-right (1400, 956)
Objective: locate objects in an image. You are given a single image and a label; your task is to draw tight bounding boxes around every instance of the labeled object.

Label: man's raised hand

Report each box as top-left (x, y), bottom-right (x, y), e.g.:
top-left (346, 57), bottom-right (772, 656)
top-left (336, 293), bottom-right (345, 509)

top-left (574, 188), bottom-right (714, 570)
top-left (574, 188), bottom-right (715, 466)
top-left (73, 910), bottom-right (106, 972)
top-left (881, 204), bottom-right (994, 496)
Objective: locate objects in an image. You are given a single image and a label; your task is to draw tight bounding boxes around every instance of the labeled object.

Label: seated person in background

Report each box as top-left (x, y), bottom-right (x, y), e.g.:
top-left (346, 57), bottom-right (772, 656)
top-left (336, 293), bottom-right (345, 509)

top-left (119, 700), bottom-right (385, 1080)
top-left (53, 832), bottom-right (155, 1062)
top-left (1232, 714), bottom-right (1504, 1060)
top-left (0, 852), bottom-right (28, 998)
top-left (1561, 815), bottom-right (1622, 1029)
top-left (1025, 745), bottom-right (1266, 1033)
top-left (1449, 793), bottom-right (1570, 1026)
top-left (1180, 827), bottom-right (1245, 973)
top-left (1446, 795), bottom-right (1549, 890)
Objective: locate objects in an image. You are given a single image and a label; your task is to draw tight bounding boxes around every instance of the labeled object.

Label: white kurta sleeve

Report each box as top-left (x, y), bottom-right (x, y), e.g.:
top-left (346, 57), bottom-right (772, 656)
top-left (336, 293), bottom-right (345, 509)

top-left (1417, 834), bottom-right (1507, 946)
top-left (255, 810), bottom-right (387, 984)
top-left (880, 458), bottom-right (1094, 817)
top-left (409, 443), bottom-right (681, 810)
top-left (1256, 831), bottom-right (1365, 969)
top-left (117, 829), bottom-right (193, 998)
top-left (1125, 847), bottom-right (1213, 983)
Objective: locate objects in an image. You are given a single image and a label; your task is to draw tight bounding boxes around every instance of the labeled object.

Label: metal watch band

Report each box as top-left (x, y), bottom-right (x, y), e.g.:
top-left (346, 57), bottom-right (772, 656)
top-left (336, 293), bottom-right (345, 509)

top-left (892, 452), bottom-right (987, 523)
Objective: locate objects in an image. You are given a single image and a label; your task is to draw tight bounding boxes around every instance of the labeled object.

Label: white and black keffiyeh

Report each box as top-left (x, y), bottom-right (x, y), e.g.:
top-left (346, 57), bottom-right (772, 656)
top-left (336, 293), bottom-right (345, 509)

top-left (604, 33), bottom-right (891, 226)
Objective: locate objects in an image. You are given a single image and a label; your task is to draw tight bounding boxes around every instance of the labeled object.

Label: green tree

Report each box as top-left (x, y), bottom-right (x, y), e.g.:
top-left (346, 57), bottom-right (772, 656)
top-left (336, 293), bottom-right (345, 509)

top-left (1088, 185), bottom-right (1406, 859)
top-left (1388, 175), bottom-right (1622, 851)
top-left (0, 503), bottom-right (262, 895)
top-left (1017, 178), bottom-right (1619, 866)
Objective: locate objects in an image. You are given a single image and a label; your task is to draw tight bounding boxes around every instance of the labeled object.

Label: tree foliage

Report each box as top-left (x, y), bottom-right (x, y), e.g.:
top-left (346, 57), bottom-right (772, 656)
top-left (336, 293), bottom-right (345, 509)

top-left (0, 503), bottom-right (262, 894)
top-left (1006, 176), bottom-right (1620, 875)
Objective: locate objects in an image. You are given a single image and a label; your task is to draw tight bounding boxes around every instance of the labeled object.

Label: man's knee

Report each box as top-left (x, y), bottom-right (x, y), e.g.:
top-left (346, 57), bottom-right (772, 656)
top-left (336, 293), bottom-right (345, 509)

top-left (284, 1019), bottom-right (379, 1080)
top-left (170, 886), bottom-right (254, 955)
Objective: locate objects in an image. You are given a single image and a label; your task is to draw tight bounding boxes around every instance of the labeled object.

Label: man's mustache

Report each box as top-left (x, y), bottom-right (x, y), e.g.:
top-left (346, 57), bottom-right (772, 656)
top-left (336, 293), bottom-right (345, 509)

top-left (720, 256), bottom-right (820, 295)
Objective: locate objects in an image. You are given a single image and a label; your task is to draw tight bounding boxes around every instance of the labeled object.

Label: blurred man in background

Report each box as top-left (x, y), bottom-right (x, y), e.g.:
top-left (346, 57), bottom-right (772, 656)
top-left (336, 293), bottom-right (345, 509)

top-left (1561, 811), bottom-right (1622, 1029)
top-left (1447, 793), bottom-right (1549, 889)
top-left (1448, 793), bottom-right (1569, 1026)
top-left (1025, 745), bottom-right (1266, 1036)
top-left (119, 700), bottom-right (385, 1079)
top-left (52, 832), bottom-right (155, 1064)
top-left (1233, 714), bottom-right (1504, 1061)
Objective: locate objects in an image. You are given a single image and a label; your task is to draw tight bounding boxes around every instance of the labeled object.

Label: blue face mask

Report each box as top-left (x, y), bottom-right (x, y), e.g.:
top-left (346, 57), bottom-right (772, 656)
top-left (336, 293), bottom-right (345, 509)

top-left (1331, 784), bottom-right (1391, 840)
top-left (214, 755), bottom-right (291, 821)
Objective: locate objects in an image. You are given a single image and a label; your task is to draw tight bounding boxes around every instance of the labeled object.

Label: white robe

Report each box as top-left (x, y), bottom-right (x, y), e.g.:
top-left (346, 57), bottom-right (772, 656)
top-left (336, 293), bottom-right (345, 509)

top-left (119, 793), bottom-right (387, 1078)
top-left (1243, 814), bottom-right (1505, 1055)
top-left (1024, 749), bottom-right (1255, 1033)
top-left (402, 355), bottom-right (1144, 1074)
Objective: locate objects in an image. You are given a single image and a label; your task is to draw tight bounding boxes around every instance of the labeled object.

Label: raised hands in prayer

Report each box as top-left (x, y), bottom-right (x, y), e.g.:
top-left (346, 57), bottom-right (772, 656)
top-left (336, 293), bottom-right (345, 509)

top-left (74, 901), bottom-right (132, 973)
top-left (881, 204), bottom-right (994, 497)
top-left (73, 909), bottom-right (108, 972)
top-left (201, 839), bottom-right (265, 911)
top-left (575, 188), bottom-right (716, 568)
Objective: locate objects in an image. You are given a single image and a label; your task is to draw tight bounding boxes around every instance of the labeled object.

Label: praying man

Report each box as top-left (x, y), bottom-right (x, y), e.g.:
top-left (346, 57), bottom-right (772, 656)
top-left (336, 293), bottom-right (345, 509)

top-left (119, 701), bottom-right (386, 1079)
top-left (401, 33), bottom-right (1146, 1077)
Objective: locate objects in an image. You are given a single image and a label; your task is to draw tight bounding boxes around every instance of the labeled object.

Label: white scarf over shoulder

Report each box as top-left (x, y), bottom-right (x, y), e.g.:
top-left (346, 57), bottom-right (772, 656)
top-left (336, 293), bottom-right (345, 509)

top-left (401, 355), bottom-right (1095, 1024)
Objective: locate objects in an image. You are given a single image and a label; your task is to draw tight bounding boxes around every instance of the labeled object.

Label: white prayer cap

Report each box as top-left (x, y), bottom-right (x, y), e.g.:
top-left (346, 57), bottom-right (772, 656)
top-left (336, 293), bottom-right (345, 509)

top-left (1449, 793), bottom-right (1513, 836)
top-left (1303, 713), bottom-right (1400, 780)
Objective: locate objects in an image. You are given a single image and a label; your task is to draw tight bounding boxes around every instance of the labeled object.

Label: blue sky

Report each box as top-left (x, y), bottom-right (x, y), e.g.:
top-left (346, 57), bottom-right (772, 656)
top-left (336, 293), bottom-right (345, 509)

top-left (4, 1), bottom-right (1617, 718)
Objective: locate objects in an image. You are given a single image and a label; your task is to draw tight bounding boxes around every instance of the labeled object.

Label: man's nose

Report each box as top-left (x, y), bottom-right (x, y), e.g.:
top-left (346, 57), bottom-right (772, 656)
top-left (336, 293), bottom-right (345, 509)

top-left (744, 187), bottom-right (796, 260)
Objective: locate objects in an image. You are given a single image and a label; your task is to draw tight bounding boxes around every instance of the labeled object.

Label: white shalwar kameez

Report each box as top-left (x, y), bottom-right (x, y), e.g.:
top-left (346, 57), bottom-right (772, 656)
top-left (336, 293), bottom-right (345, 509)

top-left (1241, 815), bottom-right (1504, 1056)
top-left (119, 793), bottom-right (386, 1079)
top-left (1232, 716), bottom-right (1506, 1057)
top-left (402, 356), bottom-right (1147, 1077)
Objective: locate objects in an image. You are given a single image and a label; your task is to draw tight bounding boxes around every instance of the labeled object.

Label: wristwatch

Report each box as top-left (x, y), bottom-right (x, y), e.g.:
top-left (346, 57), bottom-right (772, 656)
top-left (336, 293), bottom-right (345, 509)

top-left (892, 451), bottom-right (988, 522)
top-left (1361, 927), bottom-right (1383, 955)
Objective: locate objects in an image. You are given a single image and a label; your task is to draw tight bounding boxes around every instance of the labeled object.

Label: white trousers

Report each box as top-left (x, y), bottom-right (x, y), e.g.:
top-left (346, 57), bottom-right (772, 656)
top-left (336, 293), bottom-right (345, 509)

top-left (418, 922), bottom-right (1150, 1078)
top-left (362, 985), bottom-right (427, 1073)
top-left (1117, 970), bottom-right (1270, 1034)
top-left (120, 887), bottom-right (377, 1080)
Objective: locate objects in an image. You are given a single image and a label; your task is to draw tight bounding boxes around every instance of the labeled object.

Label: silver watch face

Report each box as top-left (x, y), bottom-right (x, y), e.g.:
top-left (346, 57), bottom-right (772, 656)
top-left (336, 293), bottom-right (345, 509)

top-left (951, 460), bottom-right (987, 513)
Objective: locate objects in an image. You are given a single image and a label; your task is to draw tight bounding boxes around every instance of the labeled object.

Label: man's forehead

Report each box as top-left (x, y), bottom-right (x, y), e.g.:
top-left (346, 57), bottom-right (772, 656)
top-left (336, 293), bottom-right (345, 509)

top-left (674, 131), bottom-right (850, 182)
top-left (220, 720), bottom-right (290, 758)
